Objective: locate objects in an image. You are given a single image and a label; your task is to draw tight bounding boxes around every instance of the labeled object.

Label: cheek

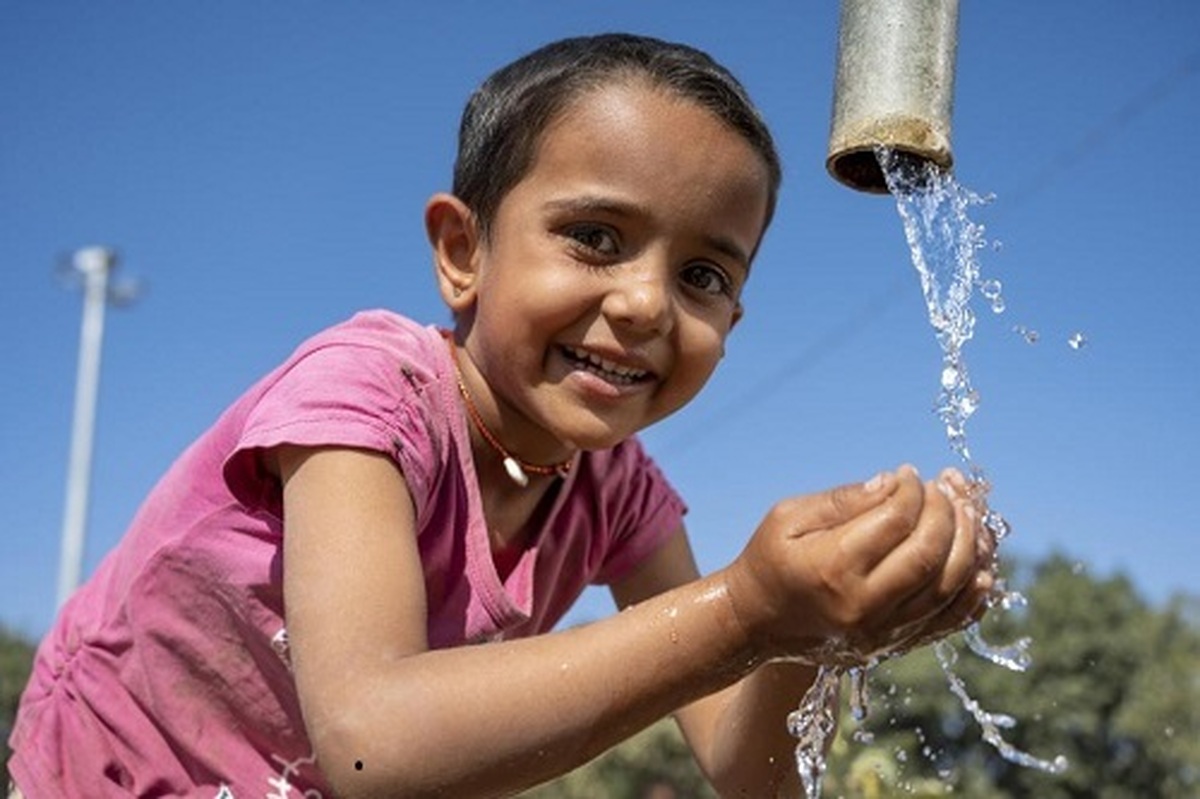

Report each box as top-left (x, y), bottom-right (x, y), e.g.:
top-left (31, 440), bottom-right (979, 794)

top-left (674, 326), bottom-right (729, 391)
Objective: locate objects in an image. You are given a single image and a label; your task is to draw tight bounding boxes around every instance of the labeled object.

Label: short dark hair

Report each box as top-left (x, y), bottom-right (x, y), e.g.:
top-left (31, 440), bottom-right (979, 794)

top-left (453, 33), bottom-right (782, 243)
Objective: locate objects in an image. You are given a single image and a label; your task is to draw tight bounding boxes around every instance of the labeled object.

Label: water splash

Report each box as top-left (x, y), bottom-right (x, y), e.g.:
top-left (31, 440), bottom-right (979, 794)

top-left (880, 146), bottom-right (1066, 774)
top-left (789, 665), bottom-right (842, 798)
top-left (935, 640), bottom-right (1068, 774)
top-left (787, 149), bottom-right (1066, 797)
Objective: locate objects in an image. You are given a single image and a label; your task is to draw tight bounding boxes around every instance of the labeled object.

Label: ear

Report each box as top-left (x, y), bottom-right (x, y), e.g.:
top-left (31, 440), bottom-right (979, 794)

top-left (425, 192), bottom-right (481, 313)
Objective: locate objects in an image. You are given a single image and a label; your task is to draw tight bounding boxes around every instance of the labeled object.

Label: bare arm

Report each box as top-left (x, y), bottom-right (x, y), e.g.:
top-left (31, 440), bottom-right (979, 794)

top-left (278, 445), bottom-right (759, 798)
top-left (610, 529), bottom-right (818, 798)
top-left (278, 446), bottom-right (991, 798)
top-left (614, 467), bottom-right (990, 798)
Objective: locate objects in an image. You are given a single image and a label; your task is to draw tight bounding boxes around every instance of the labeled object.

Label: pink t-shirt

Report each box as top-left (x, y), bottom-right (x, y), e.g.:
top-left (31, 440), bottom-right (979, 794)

top-left (10, 310), bottom-right (686, 798)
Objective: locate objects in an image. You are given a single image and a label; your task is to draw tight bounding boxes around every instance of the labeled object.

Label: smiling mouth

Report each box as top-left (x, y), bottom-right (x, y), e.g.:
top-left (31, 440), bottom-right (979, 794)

top-left (560, 346), bottom-right (652, 386)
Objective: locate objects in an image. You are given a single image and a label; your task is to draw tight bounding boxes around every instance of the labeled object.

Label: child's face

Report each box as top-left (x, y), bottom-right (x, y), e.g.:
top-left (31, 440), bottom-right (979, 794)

top-left (461, 80), bottom-right (771, 454)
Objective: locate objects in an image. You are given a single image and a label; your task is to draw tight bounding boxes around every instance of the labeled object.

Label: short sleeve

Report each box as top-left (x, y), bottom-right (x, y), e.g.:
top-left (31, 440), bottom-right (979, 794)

top-left (590, 440), bottom-right (688, 585)
top-left (221, 340), bottom-right (441, 521)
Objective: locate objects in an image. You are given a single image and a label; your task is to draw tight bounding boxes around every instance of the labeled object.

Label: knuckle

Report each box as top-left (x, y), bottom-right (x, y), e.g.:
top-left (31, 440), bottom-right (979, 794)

top-left (828, 483), bottom-right (858, 519)
top-left (768, 496), bottom-right (799, 522)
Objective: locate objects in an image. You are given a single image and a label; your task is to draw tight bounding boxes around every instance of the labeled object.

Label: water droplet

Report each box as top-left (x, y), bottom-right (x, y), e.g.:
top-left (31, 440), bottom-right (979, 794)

top-left (998, 590), bottom-right (1027, 611)
top-left (941, 365), bottom-right (961, 390)
top-left (983, 509), bottom-right (1011, 541)
top-left (1012, 325), bottom-right (1039, 344)
top-left (957, 390), bottom-right (980, 418)
top-left (1068, 332), bottom-right (1088, 350)
top-left (849, 666), bottom-right (871, 721)
top-left (977, 276), bottom-right (1005, 313)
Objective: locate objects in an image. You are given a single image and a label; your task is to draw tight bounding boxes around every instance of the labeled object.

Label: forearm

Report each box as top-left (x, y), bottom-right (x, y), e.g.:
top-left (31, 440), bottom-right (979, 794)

top-left (685, 660), bottom-right (821, 798)
top-left (302, 572), bottom-right (758, 798)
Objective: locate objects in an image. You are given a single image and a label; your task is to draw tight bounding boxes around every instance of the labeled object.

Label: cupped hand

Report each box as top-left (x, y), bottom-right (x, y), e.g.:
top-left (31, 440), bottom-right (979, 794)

top-left (722, 465), bottom-right (995, 666)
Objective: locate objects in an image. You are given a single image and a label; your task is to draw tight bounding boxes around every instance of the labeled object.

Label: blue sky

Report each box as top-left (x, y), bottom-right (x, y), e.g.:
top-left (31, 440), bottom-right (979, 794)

top-left (3, 2), bottom-right (1198, 640)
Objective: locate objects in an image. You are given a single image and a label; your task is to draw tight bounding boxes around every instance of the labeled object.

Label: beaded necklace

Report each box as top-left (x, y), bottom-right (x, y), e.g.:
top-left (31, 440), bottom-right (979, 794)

top-left (444, 332), bottom-right (573, 487)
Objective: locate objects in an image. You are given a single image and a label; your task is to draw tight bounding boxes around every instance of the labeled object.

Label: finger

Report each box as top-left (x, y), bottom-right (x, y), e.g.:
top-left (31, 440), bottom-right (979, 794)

top-left (836, 465), bottom-right (927, 571)
top-left (877, 565), bottom-right (992, 659)
top-left (911, 569), bottom-right (995, 649)
top-left (859, 476), bottom-right (957, 607)
top-left (935, 492), bottom-right (981, 598)
top-left (937, 467), bottom-right (972, 501)
top-left (883, 485), bottom-right (981, 626)
top-left (902, 523), bottom-right (993, 643)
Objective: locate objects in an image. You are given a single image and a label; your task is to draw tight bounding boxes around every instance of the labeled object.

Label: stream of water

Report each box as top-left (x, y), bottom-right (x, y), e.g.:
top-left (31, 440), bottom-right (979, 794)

top-left (791, 148), bottom-right (1068, 797)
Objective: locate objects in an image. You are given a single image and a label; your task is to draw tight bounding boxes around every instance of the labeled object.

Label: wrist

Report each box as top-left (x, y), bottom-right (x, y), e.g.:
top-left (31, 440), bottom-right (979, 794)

top-left (710, 564), bottom-right (775, 668)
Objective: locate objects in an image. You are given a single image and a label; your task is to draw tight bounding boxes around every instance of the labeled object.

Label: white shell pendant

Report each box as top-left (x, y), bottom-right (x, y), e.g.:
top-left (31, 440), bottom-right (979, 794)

top-left (502, 456), bottom-right (530, 487)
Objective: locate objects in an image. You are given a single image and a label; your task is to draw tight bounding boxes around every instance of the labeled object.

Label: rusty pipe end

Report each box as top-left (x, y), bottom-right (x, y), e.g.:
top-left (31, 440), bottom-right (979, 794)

top-left (826, 117), bottom-right (954, 193)
top-left (827, 0), bottom-right (959, 194)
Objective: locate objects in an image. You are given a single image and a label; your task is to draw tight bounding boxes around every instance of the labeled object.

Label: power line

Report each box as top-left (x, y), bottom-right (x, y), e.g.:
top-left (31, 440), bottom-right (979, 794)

top-left (1004, 47), bottom-right (1200, 211)
top-left (659, 46), bottom-right (1200, 458)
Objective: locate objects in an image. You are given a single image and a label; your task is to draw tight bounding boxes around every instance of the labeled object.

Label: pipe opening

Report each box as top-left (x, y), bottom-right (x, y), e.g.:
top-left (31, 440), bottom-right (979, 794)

top-left (827, 147), bottom-right (949, 194)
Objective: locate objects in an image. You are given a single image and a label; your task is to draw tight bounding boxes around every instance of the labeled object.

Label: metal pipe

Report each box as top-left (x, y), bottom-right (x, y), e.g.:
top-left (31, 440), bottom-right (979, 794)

top-left (57, 246), bottom-right (115, 607)
top-left (827, 0), bottom-right (960, 193)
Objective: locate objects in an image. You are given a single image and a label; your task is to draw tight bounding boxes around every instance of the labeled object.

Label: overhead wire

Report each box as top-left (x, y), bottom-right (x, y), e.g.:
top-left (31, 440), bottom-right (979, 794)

top-left (659, 46), bottom-right (1200, 457)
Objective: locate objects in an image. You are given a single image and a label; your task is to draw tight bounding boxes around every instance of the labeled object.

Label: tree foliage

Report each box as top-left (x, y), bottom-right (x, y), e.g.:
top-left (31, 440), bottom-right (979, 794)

top-left (519, 718), bottom-right (716, 799)
top-left (1, 626), bottom-right (35, 788)
top-left (825, 554), bottom-right (1200, 798)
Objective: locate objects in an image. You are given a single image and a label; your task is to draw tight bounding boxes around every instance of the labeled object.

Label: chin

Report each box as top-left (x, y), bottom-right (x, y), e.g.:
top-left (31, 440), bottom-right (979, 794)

top-left (557, 420), bottom-right (640, 452)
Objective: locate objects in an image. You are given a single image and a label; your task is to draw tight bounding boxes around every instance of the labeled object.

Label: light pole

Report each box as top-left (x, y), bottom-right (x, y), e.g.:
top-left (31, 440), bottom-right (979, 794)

top-left (56, 246), bottom-right (140, 608)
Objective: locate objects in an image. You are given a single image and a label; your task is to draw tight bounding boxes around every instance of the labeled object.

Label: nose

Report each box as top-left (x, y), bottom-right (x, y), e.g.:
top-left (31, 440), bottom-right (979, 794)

top-left (601, 261), bottom-right (674, 337)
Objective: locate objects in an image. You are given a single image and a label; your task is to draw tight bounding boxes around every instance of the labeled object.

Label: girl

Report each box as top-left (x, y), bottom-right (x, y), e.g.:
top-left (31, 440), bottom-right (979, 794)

top-left (9, 33), bottom-right (993, 798)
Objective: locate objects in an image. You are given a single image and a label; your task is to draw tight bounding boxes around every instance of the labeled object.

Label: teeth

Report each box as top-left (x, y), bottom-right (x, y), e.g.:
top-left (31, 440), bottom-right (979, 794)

top-left (564, 346), bottom-right (648, 382)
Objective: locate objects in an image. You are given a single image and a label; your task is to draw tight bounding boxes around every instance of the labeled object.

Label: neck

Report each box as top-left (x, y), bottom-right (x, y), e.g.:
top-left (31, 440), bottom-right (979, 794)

top-left (444, 331), bottom-right (574, 488)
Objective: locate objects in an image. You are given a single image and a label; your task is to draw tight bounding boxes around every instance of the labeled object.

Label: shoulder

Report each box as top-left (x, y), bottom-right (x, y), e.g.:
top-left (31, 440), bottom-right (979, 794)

top-left (223, 311), bottom-right (459, 512)
top-left (261, 310), bottom-right (452, 418)
top-left (295, 309), bottom-right (446, 375)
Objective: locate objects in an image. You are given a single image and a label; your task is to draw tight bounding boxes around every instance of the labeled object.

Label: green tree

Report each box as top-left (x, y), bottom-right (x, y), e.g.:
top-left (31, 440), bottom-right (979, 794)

top-left (1, 626), bottom-right (35, 787)
top-left (519, 718), bottom-right (716, 799)
top-left (833, 554), bottom-right (1200, 798)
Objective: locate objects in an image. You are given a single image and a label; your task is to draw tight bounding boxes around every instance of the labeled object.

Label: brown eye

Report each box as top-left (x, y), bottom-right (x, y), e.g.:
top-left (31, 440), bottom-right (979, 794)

top-left (681, 263), bottom-right (733, 297)
top-left (565, 224), bottom-right (620, 256)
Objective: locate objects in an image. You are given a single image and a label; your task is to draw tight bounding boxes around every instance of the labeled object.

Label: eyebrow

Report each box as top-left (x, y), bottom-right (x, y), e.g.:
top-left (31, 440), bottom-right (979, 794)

top-left (543, 195), bottom-right (752, 270)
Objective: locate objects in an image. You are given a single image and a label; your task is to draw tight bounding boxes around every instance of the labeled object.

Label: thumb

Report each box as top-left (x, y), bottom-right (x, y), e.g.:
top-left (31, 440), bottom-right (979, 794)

top-left (788, 467), bottom-right (905, 533)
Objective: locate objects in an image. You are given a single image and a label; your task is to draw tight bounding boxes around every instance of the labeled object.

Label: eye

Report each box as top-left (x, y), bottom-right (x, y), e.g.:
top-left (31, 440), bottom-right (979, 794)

top-left (680, 263), bottom-right (734, 298)
top-left (564, 223), bottom-right (620, 257)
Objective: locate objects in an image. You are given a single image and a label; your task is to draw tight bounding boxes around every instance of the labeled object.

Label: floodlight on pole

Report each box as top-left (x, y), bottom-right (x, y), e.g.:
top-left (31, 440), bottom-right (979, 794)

top-left (56, 246), bottom-right (141, 608)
